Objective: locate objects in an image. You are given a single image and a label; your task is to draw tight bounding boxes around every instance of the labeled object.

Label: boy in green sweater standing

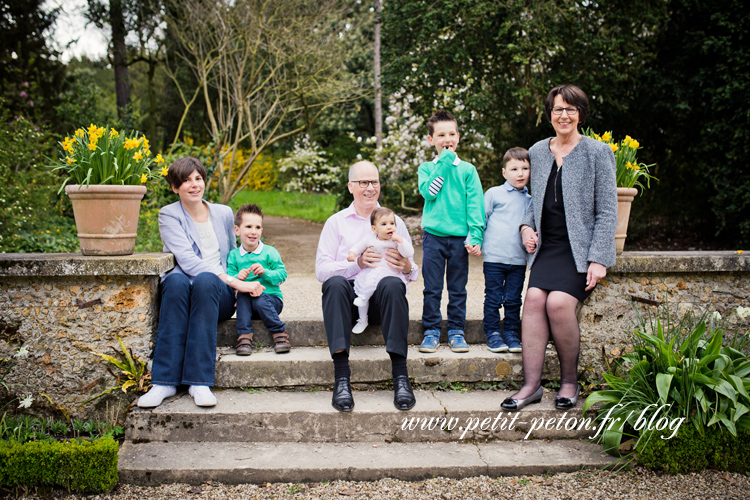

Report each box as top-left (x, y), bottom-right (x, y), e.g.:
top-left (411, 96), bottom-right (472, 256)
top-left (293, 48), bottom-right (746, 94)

top-left (227, 204), bottom-right (290, 356)
top-left (418, 110), bottom-right (485, 353)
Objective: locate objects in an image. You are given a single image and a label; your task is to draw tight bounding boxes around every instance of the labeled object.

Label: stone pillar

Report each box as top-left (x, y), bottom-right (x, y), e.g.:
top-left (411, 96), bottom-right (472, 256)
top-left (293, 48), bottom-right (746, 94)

top-left (0, 253), bottom-right (174, 419)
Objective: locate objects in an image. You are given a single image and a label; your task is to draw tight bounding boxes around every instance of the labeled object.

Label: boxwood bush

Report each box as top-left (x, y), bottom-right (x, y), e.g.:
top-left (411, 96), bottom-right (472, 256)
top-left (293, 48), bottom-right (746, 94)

top-left (0, 437), bottom-right (118, 494)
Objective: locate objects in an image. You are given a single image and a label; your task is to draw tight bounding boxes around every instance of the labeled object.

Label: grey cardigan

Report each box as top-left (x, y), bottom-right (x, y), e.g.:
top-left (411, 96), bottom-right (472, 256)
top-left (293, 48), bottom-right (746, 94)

top-left (159, 200), bottom-right (236, 281)
top-left (521, 136), bottom-right (617, 272)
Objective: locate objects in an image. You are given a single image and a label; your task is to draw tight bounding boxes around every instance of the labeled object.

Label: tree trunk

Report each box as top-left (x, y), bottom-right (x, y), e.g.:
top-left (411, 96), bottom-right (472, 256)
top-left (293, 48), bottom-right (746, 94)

top-left (374, 0), bottom-right (382, 147)
top-left (110, 0), bottom-right (130, 121)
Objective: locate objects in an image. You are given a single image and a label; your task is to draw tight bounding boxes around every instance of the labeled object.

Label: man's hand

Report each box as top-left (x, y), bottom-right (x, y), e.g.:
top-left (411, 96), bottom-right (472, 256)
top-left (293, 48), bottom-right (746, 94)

top-left (385, 248), bottom-right (411, 273)
top-left (249, 263), bottom-right (265, 276)
top-left (521, 226), bottom-right (538, 253)
top-left (357, 247), bottom-right (380, 269)
top-left (465, 244), bottom-right (481, 257)
top-left (237, 268), bottom-right (250, 281)
top-left (585, 262), bottom-right (607, 291)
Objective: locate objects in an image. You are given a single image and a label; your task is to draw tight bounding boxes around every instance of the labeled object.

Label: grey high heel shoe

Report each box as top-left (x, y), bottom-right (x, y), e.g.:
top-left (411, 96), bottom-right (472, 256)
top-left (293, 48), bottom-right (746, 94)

top-left (500, 386), bottom-right (543, 411)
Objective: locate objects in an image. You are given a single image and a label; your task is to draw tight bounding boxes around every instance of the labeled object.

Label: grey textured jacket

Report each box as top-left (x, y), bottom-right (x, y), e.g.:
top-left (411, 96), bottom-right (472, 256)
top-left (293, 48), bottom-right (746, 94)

top-left (158, 200), bottom-right (236, 281)
top-left (521, 136), bottom-right (617, 272)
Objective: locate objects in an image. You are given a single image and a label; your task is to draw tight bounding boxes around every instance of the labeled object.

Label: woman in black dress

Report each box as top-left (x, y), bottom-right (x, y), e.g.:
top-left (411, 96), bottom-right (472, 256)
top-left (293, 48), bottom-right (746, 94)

top-left (501, 85), bottom-right (617, 411)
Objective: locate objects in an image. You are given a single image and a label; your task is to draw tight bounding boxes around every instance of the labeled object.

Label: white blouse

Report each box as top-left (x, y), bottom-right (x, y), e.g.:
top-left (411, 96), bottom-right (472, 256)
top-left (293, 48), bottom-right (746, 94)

top-left (194, 219), bottom-right (223, 273)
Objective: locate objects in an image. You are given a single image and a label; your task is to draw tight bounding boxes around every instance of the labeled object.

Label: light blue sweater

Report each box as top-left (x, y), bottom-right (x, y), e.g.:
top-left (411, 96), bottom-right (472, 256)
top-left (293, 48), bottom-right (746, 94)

top-left (482, 181), bottom-right (532, 266)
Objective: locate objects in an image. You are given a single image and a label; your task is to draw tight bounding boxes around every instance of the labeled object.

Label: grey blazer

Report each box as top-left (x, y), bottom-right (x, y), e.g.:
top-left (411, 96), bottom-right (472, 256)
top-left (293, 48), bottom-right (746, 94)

top-left (521, 136), bottom-right (617, 272)
top-left (159, 200), bottom-right (236, 281)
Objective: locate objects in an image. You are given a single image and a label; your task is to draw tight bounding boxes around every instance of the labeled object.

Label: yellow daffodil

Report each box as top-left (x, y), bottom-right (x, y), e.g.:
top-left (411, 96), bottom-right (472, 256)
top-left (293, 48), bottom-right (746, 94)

top-left (602, 131), bottom-right (612, 142)
top-left (610, 143), bottom-right (618, 153)
top-left (96, 126), bottom-right (105, 137)
top-left (154, 154), bottom-right (165, 163)
top-left (88, 142), bottom-right (97, 151)
top-left (133, 151), bottom-right (144, 161)
top-left (630, 138), bottom-right (640, 148)
top-left (66, 156), bottom-right (76, 164)
top-left (140, 174), bottom-right (148, 183)
top-left (74, 128), bottom-right (85, 138)
top-left (124, 137), bottom-right (141, 150)
top-left (142, 137), bottom-right (150, 150)
top-left (110, 128), bottom-right (119, 138)
top-left (143, 148), bottom-right (151, 156)
top-left (626, 162), bottom-right (639, 170)
top-left (738, 250), bottom-right (745, 255)
top-left (161, 165), bottom-right (169, 176)
top-left (87, 123), bottom-right (98, 136)
top-left (62, 137), bottom-right (74, 153)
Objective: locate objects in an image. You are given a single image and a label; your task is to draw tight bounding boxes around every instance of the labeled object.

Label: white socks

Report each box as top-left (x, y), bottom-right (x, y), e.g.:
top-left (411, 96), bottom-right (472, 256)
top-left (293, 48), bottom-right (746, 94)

top-left (137, 385), bottom-right (176, 408)
top-left (189, 385), bottom-right (217, 407)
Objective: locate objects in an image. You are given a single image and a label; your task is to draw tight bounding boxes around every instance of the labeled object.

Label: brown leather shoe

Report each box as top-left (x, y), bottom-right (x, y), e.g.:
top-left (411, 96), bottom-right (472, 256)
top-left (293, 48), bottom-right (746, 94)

top-left (272, 331), bottom-right (291, 354)
top-left (236, 333), bottom-right (253, 356)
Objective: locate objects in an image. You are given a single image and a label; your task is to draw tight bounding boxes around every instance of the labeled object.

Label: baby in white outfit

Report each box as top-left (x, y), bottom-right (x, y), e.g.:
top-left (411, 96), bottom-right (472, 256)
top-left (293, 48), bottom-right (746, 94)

top-left (347, 207), bottom-right (415, 334)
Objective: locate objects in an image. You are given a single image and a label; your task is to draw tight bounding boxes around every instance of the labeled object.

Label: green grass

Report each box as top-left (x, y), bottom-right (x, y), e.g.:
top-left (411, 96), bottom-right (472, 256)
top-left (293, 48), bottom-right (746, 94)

top-left (231, 190), bottom-right (337, 223)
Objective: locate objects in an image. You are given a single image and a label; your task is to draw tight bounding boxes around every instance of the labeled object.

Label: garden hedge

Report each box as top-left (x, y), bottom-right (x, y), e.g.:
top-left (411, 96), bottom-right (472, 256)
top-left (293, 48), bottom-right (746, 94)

top-left (0, 437), bottom-right (118, 493)
top-left (637, 426), bottom-right (750, 474)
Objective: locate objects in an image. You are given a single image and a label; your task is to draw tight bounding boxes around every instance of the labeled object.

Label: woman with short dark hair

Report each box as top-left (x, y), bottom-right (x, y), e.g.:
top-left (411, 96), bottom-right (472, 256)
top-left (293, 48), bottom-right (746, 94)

top-left (501, 85), bottom-right (617, 411)
top-left (138, 158), bottom-right (263, 408)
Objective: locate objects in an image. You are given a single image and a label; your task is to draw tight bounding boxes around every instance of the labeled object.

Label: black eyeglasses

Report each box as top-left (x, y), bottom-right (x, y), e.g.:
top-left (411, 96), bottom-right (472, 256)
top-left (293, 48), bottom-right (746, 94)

top-left (352, 179), bottom-right (380, 188)
top-left (552, 107), bottom-right (578, 116)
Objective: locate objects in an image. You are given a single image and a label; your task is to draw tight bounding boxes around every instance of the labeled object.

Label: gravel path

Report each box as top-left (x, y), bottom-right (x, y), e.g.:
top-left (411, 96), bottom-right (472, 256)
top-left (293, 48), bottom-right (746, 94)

top-left (22, 467), bottom-right (750, 499)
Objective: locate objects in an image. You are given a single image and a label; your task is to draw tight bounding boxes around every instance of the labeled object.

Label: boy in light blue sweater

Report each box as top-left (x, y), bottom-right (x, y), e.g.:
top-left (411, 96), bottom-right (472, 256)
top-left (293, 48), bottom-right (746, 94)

top-left (482, 147), bottom-right (531, 353)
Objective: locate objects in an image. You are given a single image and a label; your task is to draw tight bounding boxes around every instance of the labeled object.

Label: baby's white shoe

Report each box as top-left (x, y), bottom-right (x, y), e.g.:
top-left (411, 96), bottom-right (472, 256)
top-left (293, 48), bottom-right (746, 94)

top-left (352, 319), bottom-right (368, 334)
top-left (137, 385), bottom-right (176, 408)
top-left (353, 296), bottom-right (366, 307)
top-left (188, 385), bottom-right (217, 407)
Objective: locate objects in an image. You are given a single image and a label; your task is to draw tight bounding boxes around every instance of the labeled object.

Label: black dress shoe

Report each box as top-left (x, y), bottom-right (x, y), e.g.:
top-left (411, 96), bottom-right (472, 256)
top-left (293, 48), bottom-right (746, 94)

top-left (555, 385), bottom-right (580, 410)
top-left (500, 386), bottom-right (543, 411)
top-left (332, 376), bottom-right (354, 412)
top-left (393, 375), bottom-right (416, 410)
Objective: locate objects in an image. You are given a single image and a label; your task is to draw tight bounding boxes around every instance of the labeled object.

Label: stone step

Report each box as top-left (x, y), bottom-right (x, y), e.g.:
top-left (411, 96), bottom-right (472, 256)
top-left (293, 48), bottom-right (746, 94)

top-left (214, 346), bottom-right (560, 387)
top-left (216, 318), bottom-right (492, 347)
top-left (118, 440), bottom-right (615, 485)
top-left (126, 390), bottom-right (595, 444)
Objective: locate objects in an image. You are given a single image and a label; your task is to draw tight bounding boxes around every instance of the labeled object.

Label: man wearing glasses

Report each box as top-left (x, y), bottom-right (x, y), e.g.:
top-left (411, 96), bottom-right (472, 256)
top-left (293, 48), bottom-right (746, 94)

top-left (315, 161), bottom-right (419, 412)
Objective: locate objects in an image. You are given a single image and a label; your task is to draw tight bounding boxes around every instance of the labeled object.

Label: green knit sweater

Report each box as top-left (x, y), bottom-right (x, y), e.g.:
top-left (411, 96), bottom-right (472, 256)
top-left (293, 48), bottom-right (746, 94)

top-left (418, 149), bottom-right (485, 245)
top-left (226, 242), bottom-right (287, 299)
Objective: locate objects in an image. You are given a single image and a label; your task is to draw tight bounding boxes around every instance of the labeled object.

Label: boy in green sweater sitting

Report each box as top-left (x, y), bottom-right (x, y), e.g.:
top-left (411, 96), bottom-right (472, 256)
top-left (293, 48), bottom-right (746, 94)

top-left (417, 110), bottom-right (485, 353)
top-left (227, 204), bottom-right (290, 356)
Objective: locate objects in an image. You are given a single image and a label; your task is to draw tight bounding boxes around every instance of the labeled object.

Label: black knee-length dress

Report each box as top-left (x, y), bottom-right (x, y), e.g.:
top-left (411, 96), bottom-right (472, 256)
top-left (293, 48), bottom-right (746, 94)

top-left (527, 161), bottom-right (593, 302)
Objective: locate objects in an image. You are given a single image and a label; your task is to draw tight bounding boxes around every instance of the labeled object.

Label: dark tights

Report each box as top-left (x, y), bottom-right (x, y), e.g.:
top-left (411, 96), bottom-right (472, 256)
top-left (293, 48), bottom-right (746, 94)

top-left (513, 287), bottom-right (580, 400)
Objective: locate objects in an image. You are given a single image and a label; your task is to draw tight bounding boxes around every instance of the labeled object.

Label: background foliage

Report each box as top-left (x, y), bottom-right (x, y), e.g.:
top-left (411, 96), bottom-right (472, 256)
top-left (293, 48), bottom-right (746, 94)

top-left (0, 0), bottom-right (749, 250)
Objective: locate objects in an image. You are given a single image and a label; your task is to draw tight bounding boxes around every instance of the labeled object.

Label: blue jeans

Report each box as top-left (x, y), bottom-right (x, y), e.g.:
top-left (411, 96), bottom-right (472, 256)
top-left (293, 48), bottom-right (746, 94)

top-left (483, 262), bottom-right (526, 336)
top-left (422, 231), bottom-right (469, 331)
top-left (236, 292), bottom-right (285, 334)
top-left (151, 272), bottom-right (236, 387)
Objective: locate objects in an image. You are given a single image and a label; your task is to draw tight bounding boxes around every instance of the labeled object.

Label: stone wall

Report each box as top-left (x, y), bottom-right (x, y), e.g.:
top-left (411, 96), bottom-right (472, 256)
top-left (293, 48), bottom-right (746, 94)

top-left (578, 251), bottom-right (750, 381)
top-left (0, 253), bottom-right (173, 419)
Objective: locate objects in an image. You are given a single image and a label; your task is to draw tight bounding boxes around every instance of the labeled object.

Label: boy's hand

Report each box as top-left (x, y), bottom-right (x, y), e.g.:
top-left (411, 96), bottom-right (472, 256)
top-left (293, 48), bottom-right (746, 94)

top-left (391, 233), bottom-right (404, 244)
top-left (465, 244), bottom-right (481, 257)
top-left (521, 226), bottom-right (538, 253)
top-left (237, 268), bottom-right (250, 281)
top-left (347, 251), bottom-right (357, 262)
top-left (358, 247), bottom-right (380, 269)
top-left (250, 263), bottom-right (265, 276)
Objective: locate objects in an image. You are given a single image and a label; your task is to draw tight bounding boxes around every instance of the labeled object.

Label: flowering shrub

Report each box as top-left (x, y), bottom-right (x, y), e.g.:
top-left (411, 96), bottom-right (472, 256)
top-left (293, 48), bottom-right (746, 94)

top-left (279, 135), bottom-right (341, 193)
top-left (54, 124), bottom-right (165, 191)
top-left (584, 128), bottom-right (657, 191)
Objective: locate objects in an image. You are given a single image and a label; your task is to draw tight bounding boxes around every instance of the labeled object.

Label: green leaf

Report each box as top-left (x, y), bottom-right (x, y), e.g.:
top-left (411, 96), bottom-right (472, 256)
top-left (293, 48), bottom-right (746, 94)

top-left (655, 373), bottom-right (672, 405)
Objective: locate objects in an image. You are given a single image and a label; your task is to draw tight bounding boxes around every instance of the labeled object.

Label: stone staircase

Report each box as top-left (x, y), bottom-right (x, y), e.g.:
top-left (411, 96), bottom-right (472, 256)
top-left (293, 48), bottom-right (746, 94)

top-left (118, 317), bottom-right (615, 485)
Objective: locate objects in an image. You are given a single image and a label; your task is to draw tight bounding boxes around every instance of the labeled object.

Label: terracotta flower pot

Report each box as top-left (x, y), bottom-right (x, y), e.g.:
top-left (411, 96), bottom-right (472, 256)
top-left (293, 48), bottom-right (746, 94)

top-left (65, 185), bottom-right (147, 256)
top-left (616, 187), bottom-right (638, 255)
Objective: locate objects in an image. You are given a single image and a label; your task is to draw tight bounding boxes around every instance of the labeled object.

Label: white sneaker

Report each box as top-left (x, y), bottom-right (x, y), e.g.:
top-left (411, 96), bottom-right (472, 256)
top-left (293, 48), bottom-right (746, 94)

top-left (353, 296), bottom-right (366, 307)
top-left (137, 385), bottom-right (177, 408)
top-left (352, 319), bottom-right (368, 334)
top-left (188, 385), bottom-right (217, 407)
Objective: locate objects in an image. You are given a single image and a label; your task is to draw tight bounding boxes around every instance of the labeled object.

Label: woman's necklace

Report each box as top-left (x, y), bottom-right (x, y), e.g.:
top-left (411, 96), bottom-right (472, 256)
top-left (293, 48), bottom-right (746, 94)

top-left (554, 162), bottom-right (562, 203)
